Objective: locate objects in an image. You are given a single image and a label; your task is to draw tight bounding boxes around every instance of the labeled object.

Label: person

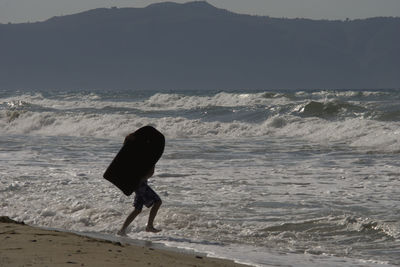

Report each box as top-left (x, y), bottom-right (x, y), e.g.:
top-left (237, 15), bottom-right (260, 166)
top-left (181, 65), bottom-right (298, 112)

top-left (118, 164), bottom-right (162, 235)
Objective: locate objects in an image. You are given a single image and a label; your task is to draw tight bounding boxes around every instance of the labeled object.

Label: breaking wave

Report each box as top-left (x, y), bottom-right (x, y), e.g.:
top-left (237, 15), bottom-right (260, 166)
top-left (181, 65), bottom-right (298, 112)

top-left (1, 89), bottom-right (400, 153)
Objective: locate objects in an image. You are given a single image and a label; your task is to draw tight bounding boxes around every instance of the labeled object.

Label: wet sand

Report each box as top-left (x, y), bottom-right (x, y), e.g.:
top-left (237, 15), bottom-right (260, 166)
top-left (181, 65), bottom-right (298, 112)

top-left (0, 216), bottom-right (248, 267)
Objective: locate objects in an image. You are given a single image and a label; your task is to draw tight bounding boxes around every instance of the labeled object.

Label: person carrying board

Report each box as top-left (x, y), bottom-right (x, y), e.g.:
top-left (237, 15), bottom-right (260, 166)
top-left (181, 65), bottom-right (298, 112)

top-left (103, 126), bottom-right (165, 235)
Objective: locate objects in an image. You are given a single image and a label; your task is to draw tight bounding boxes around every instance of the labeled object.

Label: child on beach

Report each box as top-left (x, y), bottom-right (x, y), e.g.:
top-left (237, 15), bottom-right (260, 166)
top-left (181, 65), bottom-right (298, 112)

top-left (118, 164), bottom-right (162, 235)
top-left (109, 128), bottom-right (164, 236)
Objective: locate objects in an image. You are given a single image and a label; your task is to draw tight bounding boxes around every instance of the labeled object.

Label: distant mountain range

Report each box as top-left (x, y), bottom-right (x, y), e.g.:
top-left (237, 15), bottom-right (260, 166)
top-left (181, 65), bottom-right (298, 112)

top-left (1, 1), bottom-right (399, 90)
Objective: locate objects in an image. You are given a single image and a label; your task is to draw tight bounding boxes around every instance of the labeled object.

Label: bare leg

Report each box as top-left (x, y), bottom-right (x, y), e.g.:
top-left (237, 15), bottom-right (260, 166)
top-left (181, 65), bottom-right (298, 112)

top-left (118, 208), bottom-right (142, 236)
top-left (146, 200), bottom-right (162, 233)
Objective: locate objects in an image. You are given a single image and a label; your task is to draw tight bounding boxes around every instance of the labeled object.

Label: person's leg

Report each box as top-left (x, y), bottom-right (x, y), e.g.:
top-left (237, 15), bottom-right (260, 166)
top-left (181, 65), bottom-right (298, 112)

top-left (118, 208), bottom-right (142, 235)
top-left (146, 200), bottom-right (162, 232)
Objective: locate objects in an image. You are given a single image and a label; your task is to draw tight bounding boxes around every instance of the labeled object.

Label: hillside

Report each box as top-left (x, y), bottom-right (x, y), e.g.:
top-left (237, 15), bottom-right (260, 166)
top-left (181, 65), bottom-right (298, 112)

top-left (0, 1), bottom-right (399, 90)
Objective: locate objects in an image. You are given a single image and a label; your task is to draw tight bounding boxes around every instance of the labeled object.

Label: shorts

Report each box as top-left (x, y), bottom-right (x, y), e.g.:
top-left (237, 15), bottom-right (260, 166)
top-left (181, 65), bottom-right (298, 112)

top-left (133, 183), bottom-right (161, 210)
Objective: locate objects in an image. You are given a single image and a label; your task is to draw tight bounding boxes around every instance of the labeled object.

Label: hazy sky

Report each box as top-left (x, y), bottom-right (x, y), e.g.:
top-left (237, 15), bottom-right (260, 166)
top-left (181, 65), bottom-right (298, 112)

top-left (0, 0), bottom-right (399, 23)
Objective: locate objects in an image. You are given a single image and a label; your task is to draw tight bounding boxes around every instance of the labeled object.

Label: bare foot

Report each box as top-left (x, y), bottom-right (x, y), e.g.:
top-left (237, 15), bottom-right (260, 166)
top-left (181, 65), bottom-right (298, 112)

top-left (146, 226), bottom-right (161, 233)
top-left (117, 229), bottom-right (127, 236)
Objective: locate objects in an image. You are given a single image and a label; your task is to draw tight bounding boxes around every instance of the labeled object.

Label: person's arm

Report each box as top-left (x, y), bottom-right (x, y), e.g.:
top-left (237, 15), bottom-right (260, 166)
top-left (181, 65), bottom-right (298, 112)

top-left (137, 165), bottom-right (155, 185)
top-left (146, 165), bottom-right (155, 178)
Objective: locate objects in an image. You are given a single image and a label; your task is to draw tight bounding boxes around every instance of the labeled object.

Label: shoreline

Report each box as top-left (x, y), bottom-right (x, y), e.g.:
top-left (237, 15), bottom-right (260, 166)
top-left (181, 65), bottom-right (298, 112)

top-left (0, 216), bottom-right (249, 267)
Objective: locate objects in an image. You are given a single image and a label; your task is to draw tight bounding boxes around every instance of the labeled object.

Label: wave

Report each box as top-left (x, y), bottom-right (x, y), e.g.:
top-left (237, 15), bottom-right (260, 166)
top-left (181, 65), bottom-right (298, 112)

top-left (262, 215), bottom-right (399, 240)
top-left (0, 91), bottom-right (289, 112)
top-left (1, 90), bottom-right (397, 116)
top-left (309, 90), bottom-right (390, 98)
top-left (156, 209), bottom-right (399, 262)
top-left (2, 90), bottom-right (400, 153)
top-left (375, 109), bottom-right (400, 122)
top-left (258, 215), bottom-right (399, 260)
top-left (295, 100), bottom-right (367, 118)
top-left (2, 109), bottom-right (400, 153)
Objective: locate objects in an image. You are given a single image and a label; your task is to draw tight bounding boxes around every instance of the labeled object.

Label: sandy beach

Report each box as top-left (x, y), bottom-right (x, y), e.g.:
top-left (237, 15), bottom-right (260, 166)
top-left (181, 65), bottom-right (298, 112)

top-left (0, 216), bottom-right (248, 267)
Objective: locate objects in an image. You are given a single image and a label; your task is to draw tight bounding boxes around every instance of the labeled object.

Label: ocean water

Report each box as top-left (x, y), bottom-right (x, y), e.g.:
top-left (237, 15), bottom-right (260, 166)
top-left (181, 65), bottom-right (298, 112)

top-left (1, 88), bottom-right (400, 266)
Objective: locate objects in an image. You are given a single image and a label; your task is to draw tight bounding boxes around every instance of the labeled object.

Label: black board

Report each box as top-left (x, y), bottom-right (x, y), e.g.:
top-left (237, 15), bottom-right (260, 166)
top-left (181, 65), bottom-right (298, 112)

top-left (103, 126), bottom-right (165, 196)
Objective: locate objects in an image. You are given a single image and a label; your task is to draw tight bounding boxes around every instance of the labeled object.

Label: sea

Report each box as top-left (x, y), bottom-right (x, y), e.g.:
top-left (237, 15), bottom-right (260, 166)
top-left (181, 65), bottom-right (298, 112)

top-left (1, 88), bottom-right (400, 266)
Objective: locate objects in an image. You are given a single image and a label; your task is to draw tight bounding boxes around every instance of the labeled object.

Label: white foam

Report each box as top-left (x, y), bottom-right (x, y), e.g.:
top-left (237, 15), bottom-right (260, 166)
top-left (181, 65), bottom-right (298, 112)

top-left (2, 105), bottom-right (400, 153)
top-left (146, 92), bottom-right (289, 110)
top-left (3, 90), bottom-right (398, 154)
top-left (272, 116), bottom-right (400, 152)
top-left (2, 131), bottom-right (400, 266)
top-left (0, 91), bottom-right (288, 112)
top-left (311, 90), bottom-right (388, 98)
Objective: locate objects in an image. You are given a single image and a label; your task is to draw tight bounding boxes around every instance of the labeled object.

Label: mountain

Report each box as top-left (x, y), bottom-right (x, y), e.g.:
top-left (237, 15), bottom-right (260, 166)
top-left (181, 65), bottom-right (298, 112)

top-left (0, 1), bottom-right (399, 90)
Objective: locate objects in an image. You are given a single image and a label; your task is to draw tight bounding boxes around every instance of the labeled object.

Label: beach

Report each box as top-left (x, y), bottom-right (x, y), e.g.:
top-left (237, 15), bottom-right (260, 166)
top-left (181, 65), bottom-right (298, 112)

top-left (1, 89), bottom-right (400, 266)
top-left (0, 216), bottom-right (247, 267)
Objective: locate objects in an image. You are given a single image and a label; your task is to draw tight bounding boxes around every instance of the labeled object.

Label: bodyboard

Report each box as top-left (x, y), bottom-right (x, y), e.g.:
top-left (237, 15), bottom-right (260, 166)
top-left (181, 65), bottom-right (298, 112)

top-left (103, 126), bottom-right (165, 196)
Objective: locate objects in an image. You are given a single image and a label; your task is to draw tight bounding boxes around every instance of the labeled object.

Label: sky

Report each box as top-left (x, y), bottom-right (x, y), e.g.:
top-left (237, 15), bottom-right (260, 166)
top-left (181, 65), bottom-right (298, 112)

top-left (0, 0), bottom-right (399, 23)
